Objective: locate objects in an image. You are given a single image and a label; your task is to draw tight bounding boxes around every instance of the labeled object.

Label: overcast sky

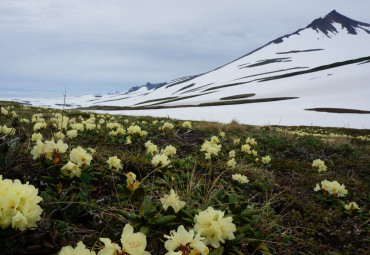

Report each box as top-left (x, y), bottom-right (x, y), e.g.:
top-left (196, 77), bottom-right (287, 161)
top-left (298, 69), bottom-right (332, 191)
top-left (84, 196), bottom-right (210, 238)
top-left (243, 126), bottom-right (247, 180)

top-left (1, 0), bottom-right (369, 98)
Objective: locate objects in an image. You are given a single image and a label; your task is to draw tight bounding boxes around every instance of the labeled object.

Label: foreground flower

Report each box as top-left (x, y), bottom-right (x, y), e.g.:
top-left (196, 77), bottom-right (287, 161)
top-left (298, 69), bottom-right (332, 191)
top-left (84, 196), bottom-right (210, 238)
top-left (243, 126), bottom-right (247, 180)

top-left (312, 159), bottom-right (327, 172)
top-left (232, 174), bottom-right (249, 184)
top-left (164, 225), bottom-right (209, 255)
top-left (59, 241), bottom-right (96, 255)
top-left (160, 189), bottom-right (186, 213)
top-left (126, 172), bottom-right (140, 191)
top-left (70, 146), bottom-right (93, 167)
top-left (98, 224), bottom-right (150, 255)
top-left (0, 175), bottom-right (43, 231)
top-left (151, 154), bottom-right (171, 168)
top-left (107, 156), bottom-right (123, 170)
top-left (162, 145), bottom-right (177, 157)
top-left (314, 180), bottom-right (348, 197)
top-left (194, 207), bottom-right (236, 248)
top-left (61, 161), bottom-right (81, 178)
top-left (344, 202), bottom-right (359, 211)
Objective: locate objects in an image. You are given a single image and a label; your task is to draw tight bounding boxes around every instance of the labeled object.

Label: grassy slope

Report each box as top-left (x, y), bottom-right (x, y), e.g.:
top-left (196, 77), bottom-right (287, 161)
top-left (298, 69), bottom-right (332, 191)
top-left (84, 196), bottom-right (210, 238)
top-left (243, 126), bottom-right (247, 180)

top-left (0, 101), bottom-right (369, 254)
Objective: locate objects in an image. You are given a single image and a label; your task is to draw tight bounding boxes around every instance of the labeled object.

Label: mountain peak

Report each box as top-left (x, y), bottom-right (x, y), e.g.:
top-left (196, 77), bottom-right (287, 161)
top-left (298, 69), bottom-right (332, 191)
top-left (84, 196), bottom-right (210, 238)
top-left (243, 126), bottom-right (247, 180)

top-left (306, 10), bottom-right (370, 35)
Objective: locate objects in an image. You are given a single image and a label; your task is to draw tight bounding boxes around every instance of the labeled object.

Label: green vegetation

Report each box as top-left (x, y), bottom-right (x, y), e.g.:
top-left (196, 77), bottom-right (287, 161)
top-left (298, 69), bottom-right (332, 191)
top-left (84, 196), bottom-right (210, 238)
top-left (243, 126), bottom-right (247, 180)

top-left (0, 101), bottom-right (369, 254)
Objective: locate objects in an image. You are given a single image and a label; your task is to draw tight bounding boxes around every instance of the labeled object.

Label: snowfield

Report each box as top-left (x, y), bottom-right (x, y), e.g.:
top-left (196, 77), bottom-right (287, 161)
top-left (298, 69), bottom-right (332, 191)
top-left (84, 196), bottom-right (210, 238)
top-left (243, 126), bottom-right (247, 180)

top-left (2, 10), bottom-right (370, 129)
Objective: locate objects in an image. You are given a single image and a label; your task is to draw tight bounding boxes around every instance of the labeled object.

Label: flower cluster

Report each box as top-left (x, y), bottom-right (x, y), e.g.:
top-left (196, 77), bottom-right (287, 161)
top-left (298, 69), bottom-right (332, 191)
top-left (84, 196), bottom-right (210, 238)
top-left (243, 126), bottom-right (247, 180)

top-left (61, 161), bottom-right (81, 178)
top-left (164, 225), bottom-right (209, 255)
top-left (200, 137), bottom-right (222, 160)
top-left (261, 155), bottom-right (271, 164)
top-left (232, 173), bottom-right (249, 184)
top-left (127, 125), bottom-right (142, 135)
top-left (182, 121), bottom-right (192, 129)
top-left (33, 122), bottom-right (47, 131)
top-left (227, 158), bottom-right (236, 168)
top-left (30, 139), bottom-right (68, 160)
top-left (59, 241), bottom-right (96, 255)
top-left (314, 180), bottom-right (348, 197)
top-left (69, 146), bottom-right (93, 167)
top-left (312, 159), bottom-right (327, 172)
top-left (145, 140), bottom-right (159, 155)
top-left (98, 224), bottom-right (150, 255)
top-left (107, 156), bottom-right (123, 170)
top-left (194, 207), bottom-right (236, 248)
top-left (161, 145), bottom-right (177, 157)
top-left (0, 125), bottom-right (15, 136)
top-left (160, 122), bottom-right (174, 131)
top-left (0, 175), bottom-right (43, 231)
top-left (160, 189), bottom-right (186, 213)
top-left (151, 154), bottom-right (171, 168)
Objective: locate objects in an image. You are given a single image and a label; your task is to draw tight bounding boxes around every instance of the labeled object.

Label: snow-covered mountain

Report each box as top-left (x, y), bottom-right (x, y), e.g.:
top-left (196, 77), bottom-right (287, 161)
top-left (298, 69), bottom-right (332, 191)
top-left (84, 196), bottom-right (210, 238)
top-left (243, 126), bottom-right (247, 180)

top-left (4, 10), bottom-right (370, 128)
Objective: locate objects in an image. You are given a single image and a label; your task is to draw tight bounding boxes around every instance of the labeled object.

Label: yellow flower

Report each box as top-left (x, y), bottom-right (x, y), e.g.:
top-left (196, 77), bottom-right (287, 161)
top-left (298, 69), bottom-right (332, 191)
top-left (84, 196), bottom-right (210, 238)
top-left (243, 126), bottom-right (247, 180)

top-left (59, 241), bottom-right (96, 255)
top-left (251, 150), bottom-right (258, 157)
top-left (162, 145), bottom-right (177, 157)
top-left (127, 125), bottom-right (142, 135)
top-left (61, 161), bottom-right (81, 178)
top-left (107, 156), bottom-right (123, 170)
top-left (227, 158), bottom-right (236, 168)
top-left (31, 133), bottom-right (43, 142)
top-left (121, 224), bottom-right (150, 255)
top-left (70, 146), bottom-right (93, 167)
top-left (182, 121), bottom-right (192, 129)
top-left (314, 180), bottom-right (348, 197)
top-left (245, 137), bottom-right (257, 146)
top-left (232, 174), bottom-right (249, 184)
top-left (145, 141), bottom-right (159, 155)
top-left (126, 172), bottom-right (140, 191)
top-left (219, 131), bottom-right (225, 138)
top-left (161, 122), bottom-right (174, 131)
top-left (160, 189), bottom-right (186, 213)
top-left (152, 154), bottom-right (171, 168)
top-left (30, 140), bottom-right (47, 160)
top-left (194, 207), bottom-right (236, 248)
top-left (67, 129), bottom-right (78, 139)
top-left (98, 238), bottom-right (121, 255)
top-left (0, 175), bottom-right (43, 231)
top-left (241, 144), bottom-right (251, 154)
top-left (344, 202), bottom-right (359, 211)
top-left (261, 155), bottom-right (271, 164)
top-left (164, 225), bottom-right (209, 255)
top-left (233, 138), bottom-right (240, 145)
top-left (312, 159), bottom-right (327, 172)
top-left (33, 122), bottom-right (47, 131)
top-left (229, 150), bottom-right (236, 158)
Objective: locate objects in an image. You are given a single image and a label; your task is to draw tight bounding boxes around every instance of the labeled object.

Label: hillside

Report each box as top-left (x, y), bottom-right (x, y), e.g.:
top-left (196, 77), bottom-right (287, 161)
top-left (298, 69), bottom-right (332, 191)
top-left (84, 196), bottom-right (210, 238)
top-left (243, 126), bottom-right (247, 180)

top-left (2, 10), bottom-right (370, 129)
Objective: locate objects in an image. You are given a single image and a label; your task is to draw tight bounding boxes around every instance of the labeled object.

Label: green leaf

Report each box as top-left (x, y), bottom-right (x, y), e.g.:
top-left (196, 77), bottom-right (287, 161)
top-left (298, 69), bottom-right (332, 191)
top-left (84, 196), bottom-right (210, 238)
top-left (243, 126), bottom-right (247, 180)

top-left (140, 196), bottom-right (153, 217)
top-left (149, 215), bottom-right (177, 225)
top-left (139, 226), bottom-right (150, 236)
top-left (209, 246), bottom-right (224, 255)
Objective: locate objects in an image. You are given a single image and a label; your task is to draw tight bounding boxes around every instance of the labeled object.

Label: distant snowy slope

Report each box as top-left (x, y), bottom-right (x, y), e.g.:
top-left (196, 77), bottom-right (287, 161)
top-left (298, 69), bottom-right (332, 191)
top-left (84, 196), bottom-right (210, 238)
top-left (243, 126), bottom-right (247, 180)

top-left (3, 10), bottom-right (370, 128)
